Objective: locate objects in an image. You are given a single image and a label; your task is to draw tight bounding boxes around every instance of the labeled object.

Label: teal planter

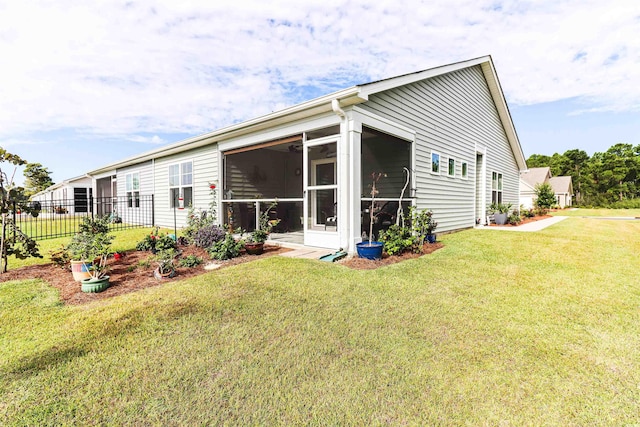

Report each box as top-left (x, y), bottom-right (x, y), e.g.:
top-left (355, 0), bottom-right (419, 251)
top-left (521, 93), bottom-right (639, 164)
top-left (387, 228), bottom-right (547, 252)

top-left (81, 276), bottom-right (110, 293)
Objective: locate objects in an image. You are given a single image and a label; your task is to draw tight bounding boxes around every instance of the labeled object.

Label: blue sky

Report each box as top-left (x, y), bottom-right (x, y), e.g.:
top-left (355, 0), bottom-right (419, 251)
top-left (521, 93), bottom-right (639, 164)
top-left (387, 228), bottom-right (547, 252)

top-left (1, 0), bottom-right (639, 184)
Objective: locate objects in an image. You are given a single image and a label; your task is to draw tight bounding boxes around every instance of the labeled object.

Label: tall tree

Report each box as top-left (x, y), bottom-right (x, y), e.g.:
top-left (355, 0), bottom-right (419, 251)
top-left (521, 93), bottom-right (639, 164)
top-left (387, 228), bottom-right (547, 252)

top-left (23, 163), bottom-right (54, 197)
top-left (526, 154), bottom-right (551, 168)
top-left (563, 149), bottom-right (590, 204)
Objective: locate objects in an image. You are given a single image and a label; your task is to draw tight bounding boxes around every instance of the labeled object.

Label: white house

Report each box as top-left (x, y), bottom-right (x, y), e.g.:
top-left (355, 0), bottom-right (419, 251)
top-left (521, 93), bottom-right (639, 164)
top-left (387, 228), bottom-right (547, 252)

top-left (87, 55), bottom-right (527, 252)
top-left (31, 174), bottom-right (93, 214)
top-left (519, 167), bottom-right (573, 209)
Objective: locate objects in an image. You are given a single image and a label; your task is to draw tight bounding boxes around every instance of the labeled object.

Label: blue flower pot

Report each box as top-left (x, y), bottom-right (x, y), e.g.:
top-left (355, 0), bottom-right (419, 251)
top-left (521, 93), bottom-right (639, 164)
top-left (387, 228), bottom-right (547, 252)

top-left (356, 241), bottom-right (384, 260)
top-left (426, 234), bottom-right (436, 243)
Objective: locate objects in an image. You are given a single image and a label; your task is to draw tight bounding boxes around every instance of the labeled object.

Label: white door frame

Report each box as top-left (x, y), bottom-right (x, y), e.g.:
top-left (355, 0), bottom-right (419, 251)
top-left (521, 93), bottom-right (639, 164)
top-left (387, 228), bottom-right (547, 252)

top-left (303, 136), bottom-right (340, 248)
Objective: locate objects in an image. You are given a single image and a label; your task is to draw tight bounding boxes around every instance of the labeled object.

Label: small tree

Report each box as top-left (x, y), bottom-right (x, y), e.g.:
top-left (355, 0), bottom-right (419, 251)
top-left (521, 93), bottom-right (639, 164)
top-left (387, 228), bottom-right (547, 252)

top-left (0, 148), bottom-right (42, 272)
top-left (534, 182), bottom-right (556, 209)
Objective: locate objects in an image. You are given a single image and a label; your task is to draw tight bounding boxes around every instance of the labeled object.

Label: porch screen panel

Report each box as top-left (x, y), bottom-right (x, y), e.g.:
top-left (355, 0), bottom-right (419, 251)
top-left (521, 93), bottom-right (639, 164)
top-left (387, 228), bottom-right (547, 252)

top-left (224, 147), bottom-right (302, 199)
top-left (361, 127), bottom-right (411, 198)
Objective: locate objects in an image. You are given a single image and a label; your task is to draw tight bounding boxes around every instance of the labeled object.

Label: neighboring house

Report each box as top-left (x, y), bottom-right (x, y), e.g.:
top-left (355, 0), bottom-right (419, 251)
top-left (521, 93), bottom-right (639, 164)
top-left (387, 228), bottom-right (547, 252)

top-left (31, 175), bottom-right (93, 214)
top-left (87, 55), bottom-right (526, 252)
top-left (519, 167), bottom-right (573, 208)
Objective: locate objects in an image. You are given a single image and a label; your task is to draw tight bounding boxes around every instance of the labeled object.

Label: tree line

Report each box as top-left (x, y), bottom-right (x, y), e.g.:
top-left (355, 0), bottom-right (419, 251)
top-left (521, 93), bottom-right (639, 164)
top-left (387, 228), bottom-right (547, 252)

top-left (526, 143), bottom-right (640, 208)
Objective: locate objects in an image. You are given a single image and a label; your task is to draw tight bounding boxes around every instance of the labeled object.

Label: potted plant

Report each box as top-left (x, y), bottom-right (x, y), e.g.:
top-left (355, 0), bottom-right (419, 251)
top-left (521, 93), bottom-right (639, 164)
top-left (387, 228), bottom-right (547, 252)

top-left (154, 248), bottom-right (177, 279)
top-left (67, 217), bottom-right (111, 281)
top-left (245, 202), bottom-right (280, 255)
top-left (80, 232), bottom-right (113, 293)
top-left (490, 202), bottom-right (512, 225)
top-left (356, 172), bottom-right (386, 260)
top-left (425, 210), bottom-right (438, 243)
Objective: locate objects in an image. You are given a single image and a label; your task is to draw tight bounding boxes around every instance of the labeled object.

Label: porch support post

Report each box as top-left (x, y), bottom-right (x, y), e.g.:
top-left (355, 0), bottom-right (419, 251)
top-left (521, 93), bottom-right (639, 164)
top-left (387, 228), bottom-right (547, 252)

top-left (345, 116), bottom-right (361, 253)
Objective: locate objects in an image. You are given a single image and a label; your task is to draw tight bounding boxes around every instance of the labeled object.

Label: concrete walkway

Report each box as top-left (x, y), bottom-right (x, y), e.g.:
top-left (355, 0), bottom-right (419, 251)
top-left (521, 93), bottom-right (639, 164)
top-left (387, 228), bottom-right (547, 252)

top-left (477, 215), bottom-right (568, 232)
top-left (278, 244), bottom-right (335, 260)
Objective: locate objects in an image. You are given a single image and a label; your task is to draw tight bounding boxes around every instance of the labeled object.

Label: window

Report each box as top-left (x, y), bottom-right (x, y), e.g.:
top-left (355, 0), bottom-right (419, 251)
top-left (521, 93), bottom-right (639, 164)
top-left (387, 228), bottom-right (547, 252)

top-left (126, 172), bottom-right (140, 208)
top-left (431, 152), bottom-right (440, 174)
top-left (448, 158), bottom-right (455, 177)
top-left (461, 162), bottom-right (468, 179)
top-left (491, 172), bottom-right (503, 204)
top-left (169, 161), bottom-right (193, 208)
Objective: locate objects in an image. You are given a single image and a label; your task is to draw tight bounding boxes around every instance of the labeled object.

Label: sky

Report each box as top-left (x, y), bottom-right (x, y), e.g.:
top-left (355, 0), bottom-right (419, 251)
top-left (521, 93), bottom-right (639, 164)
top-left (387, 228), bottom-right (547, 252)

top-left (1, 0), bottom-right (639, 185)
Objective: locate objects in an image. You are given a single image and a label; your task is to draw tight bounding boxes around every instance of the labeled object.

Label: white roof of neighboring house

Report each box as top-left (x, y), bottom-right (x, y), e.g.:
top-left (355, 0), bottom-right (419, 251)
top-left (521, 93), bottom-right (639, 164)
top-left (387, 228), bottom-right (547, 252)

top-left (31, 174), bottom-right (92, 198)
top-left (549, 176), bottom-right (573, 194)
top-left (88, 55), bottom-right (527, 175)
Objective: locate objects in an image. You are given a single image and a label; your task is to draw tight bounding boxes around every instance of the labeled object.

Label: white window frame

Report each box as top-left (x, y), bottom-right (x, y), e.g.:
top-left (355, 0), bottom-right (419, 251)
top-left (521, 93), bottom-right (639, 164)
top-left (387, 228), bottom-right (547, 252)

top-left (447, 158), bottom-right (456, 178)
top-left (169, 161), bottom-right (193, 208)
top-left (126, 172), bottom-right (140, 208)
top-left (491, 171), bottom-right (503, 204)
top-left (461, 162), bottom-right (468, 180)
top-left (431, 151), bottom-right (440, 175)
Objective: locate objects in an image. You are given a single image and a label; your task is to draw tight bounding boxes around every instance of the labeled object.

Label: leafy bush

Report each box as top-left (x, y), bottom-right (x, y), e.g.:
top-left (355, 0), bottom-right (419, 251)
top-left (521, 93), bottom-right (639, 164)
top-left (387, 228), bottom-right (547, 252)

top-left (78, 216), bottom-right (110, 235)
top-left (136, 227), bottom-right (177, 252)
top-left (178, 255), bottom-right (203, 268)
top-left (208, 234), bottom-right (244, 260)
top-left (508, 212), bottom-right (521, 225)
top-left (380, 225), bottom-right (418, 256)
top-left (49, 246), bottom-right (70, 270)
top-left (534, 183), bottom-right (556, 209)
top-left (521, 207), bottom-right (536, 218)
top-left (135, 235), bottom-right (155, 251)
top-left (534, 206), bottom-right (548, 216)
top-left (193, 224), bottom-right (226, 248)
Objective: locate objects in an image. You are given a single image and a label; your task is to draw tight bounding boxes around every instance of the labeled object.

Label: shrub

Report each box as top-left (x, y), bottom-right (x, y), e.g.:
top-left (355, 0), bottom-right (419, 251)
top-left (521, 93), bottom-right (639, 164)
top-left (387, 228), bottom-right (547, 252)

top-left (49, 246), bottom-right (70, 270)
top-left (136, 227), bottom-right (177, 252)
top-left (78, 216), bottom-right (110, 235)
top-left (178, 255), bottom-right (203, 268)
top-left (208, 233), bottom-right (244, 261)
top-left (508, 212), bottom-right (521, 225)
top-left (534, 183), bottom-right (556, 209)
top-left (534, 206), bottom-right (548, 216)
top-left (193, 224), bottom-right (226, 248)
top-left (380, 225), bottom-right (418, 256)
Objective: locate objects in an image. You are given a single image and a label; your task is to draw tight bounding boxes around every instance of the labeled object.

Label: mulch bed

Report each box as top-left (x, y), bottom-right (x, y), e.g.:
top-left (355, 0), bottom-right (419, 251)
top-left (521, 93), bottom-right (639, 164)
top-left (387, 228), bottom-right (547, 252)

top-left (0, 244), bottom-right (287, 306)
top-left (489, 214), bottom-right (552, 227)
top-left (339, 242), bottom-right (444, 270)
top-left (1, 241), bottom-right (445, 305)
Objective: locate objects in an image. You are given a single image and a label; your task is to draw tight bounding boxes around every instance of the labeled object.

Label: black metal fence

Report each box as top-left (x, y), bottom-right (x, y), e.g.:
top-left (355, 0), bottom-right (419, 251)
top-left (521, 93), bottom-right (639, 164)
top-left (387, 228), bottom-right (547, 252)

top-left (13, 195), bottom-right (155, 241)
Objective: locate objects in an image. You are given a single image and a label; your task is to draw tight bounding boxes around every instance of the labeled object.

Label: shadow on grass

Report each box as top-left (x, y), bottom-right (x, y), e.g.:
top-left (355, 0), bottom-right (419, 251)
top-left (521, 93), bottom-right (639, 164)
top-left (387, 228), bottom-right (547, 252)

top-left (4, 296), bottom-right (204, 379)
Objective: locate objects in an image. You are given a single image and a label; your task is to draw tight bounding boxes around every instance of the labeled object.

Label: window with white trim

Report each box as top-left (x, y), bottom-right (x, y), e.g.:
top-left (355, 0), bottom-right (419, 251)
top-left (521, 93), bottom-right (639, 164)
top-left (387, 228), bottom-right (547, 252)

top-left (491, 172), bottom-right (503, 204)
top-left (448, 158), bottom-right (455, 177)
top-left (169, 161), bottom-right (193, 208)
top-left (431, 152), bottom-right (440, 174)
top-left (126, 172), bottom-right (140, 208)
top-left (461, 162), bottom-right (468, 179)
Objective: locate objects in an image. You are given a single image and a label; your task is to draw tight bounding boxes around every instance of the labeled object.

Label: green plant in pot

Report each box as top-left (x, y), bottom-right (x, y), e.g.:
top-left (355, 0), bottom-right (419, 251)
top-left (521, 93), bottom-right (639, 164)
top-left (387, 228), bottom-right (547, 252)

top-left (67, 216), bottom-right (111, 281)
top-left (490, 202), bottom-right (512, 225)
top-left (80, 232), bottom-right (114, 293)
top-left (245, 202), bottom-right (280, 255)
top-left (154, 248), bottom-right (177, 279)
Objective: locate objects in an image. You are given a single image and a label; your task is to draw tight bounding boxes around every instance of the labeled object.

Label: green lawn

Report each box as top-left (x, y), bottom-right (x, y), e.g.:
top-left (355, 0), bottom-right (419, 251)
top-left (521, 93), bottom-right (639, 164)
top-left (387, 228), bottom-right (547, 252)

top-left (1, 219), bottom-right (639, 425)
top-left (553, 207), bottom-right (640, 217)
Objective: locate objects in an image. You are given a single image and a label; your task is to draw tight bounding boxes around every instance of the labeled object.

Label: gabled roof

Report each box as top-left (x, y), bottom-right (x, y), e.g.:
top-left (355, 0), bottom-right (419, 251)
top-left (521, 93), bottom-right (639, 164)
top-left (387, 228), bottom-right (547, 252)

top-left (549, 176), bottom-right (573, 194)
top-left (520, 167), bottom-right (551, 188)
top-left (89, 55), bottom-right (527, 175)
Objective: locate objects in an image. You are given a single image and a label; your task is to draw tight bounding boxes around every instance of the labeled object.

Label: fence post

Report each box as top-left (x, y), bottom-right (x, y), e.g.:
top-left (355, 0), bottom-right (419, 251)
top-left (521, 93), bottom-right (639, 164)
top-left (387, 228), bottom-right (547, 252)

top-left (90, 195), bottom-right (94, 219)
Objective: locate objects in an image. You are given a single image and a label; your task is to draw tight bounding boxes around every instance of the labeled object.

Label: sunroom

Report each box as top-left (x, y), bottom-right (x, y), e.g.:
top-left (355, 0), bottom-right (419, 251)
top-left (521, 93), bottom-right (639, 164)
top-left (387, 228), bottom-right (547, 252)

top-left (220, 123), bottom-right (412, 250)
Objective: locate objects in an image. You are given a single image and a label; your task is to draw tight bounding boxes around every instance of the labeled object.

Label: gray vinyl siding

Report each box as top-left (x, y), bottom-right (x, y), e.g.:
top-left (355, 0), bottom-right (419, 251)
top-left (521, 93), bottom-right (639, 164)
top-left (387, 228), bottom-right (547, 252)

top-left (358, 65), bottom-right (519, 232)
top-left (153, 144), bottom-right (219, 229)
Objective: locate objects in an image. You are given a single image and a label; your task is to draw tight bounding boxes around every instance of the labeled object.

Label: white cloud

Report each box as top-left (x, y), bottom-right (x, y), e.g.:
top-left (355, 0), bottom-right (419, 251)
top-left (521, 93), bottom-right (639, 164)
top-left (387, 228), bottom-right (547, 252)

top-left (0, 0), bottom-right (638, 144)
